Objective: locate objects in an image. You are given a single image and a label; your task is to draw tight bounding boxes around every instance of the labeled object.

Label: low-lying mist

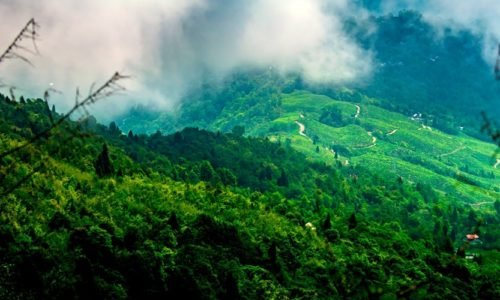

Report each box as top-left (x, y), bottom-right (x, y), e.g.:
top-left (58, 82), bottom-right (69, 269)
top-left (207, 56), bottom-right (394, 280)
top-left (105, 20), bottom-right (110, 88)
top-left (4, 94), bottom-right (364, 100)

top-left (0, 0), bottom-right (498, 121)
top-left (0, 0), bottom-right (373, 120)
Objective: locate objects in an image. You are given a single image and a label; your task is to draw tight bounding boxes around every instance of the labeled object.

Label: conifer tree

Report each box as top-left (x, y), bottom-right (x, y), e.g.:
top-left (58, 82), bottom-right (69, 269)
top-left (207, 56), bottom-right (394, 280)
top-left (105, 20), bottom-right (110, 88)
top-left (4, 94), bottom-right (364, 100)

top-left (94, 144), bottom-right (114, 177)
top-left (200, 160), bottom-right (216, 182)
top-left (277, 168), bottom-right (289, 187)
top-left (348, 213), bottom-right (357, 230)
top-left (109, 121), bottom-right (121, 135)
top-left (322, 213), bottom-right (331, 230)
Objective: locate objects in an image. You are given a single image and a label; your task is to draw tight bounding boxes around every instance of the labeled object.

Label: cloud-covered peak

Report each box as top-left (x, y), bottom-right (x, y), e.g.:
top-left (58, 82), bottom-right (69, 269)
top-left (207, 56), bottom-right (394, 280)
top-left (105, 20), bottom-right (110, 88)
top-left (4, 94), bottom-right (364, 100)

top-left (0, 0), bottom-right (372, 118)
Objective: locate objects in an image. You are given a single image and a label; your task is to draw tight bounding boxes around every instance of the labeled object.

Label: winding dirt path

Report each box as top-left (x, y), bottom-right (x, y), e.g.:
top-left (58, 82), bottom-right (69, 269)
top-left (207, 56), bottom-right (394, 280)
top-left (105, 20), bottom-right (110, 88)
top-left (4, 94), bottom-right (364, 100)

top-left (354, 105), bottom-right (361, 118)
top-left (356, 131), bottom-right (377, 149)
top-left (494, 159), bottom-right (500, 169)
top-left (469, 201), bottom-right (495, 207)
top-left (368, 131), bottom-right (377, 144)
top-left (367, 131), bottom-right (377, 144)
top-left (295, 121), bottom-right (307, 137)
top-left (387, 129), bottom-right (398, 136)
top-left (438, 146), bottom-right (465, 158)
top-left (418, 124), bottom-right (433, 131)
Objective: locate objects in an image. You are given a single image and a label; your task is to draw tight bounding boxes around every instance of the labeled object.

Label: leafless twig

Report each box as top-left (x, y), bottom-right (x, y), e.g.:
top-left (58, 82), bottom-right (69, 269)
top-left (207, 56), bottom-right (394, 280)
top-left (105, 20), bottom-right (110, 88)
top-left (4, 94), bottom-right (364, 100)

top-left (0, 72), bottom-right (129, 160)
top-left (0, 19), bottom-right (129, 197)
top-left (9, 87), bottom-right (16, 102)
top-left (0, 18), bottom-right (39, 98)
top-left (0, 18), bottom-right (39, 66)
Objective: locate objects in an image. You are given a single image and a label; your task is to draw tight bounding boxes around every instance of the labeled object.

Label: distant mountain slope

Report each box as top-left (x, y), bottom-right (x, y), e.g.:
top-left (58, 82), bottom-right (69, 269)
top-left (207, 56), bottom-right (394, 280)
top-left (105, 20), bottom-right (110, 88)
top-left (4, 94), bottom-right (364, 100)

top-left (254, 91), bottom-right (499, 203)
top-left (115, 10), bottom-right (499, 204)
top-left (123, 87), bottom-right (498, 203)
top-left (117, 84), bottom-right (499, 204)
top-left (354, 11), bottom-right (500, 124)
top-left (119, 10), bottom-right (500, 137)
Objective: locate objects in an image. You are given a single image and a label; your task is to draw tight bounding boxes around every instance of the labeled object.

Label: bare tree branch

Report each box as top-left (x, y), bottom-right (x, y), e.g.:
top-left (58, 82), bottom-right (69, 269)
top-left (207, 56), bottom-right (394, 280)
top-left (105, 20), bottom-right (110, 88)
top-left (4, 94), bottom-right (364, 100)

top-left (0, 19), bottom-right (130, 197)
top-left (0, 18), bottom-right (39, 66)
top-left (9, 87), bottom-right (16, 102)
top-left (0, 72), bottom-right (129, 160)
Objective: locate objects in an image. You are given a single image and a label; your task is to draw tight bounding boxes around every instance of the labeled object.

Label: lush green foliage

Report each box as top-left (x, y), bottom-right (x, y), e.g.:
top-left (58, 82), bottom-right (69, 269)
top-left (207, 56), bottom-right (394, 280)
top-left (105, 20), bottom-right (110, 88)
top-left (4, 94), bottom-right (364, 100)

top-left (114, 12), bottom-right (500, 210)
top-left (1, 95), bottom-right (498, 299)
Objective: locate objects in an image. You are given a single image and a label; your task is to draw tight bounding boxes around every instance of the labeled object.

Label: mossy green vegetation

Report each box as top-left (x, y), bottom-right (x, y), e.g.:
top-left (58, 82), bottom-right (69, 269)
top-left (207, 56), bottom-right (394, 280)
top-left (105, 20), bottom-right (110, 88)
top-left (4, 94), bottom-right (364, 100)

top-left (0, 95), bottom-right (498, 299)
top-left (124, 86), bottom-right (499, 204)
top-left (276, 91), bottom-right (499, 204)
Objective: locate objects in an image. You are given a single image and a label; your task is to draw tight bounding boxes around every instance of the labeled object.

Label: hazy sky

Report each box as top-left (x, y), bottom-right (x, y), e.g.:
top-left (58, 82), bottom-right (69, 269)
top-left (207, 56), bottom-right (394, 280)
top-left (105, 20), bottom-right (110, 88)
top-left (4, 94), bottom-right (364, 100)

top-left (0, 0), bottom-right (498, 120)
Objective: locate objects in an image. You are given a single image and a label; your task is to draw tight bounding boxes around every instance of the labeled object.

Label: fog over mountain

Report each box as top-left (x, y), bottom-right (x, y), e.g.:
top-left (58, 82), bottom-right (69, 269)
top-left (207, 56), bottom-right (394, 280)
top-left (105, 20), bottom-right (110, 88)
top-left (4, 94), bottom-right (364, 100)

top-left (0, 0), bottom-right (498, 119)
top-left (379, 0), bottom-right (500, 60)
top-left (0, 0), bottom-right (372, 116)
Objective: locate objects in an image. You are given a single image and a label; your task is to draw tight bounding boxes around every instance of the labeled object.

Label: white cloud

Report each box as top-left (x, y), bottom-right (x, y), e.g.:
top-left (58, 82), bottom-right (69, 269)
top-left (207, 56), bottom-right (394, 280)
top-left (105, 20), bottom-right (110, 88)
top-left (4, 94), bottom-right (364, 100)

top-left (0, 0), bottom-right (372, 120)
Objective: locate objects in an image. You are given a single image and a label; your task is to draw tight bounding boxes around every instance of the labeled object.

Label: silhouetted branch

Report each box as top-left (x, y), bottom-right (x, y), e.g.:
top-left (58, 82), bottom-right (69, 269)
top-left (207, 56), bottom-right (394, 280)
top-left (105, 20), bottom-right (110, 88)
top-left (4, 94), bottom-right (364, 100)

top-left (0, 72), bottom-right (129, 160)
top-left (9, 87), bottom-right (16, 102)
top-left (0, 19), bottom-right (39, 99)
top-left (0, 18), bottom-right (39, 66)
top-left (0, 19), bottom-right (129, 197)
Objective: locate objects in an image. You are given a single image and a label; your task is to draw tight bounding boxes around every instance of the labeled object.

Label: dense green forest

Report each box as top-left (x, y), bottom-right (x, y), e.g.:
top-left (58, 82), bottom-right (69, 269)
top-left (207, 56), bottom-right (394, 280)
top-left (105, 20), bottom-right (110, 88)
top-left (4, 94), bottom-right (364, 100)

top-left (1, 94), bottom-right (498, 299)
top-left (116, 71), bottom-right (499, 208)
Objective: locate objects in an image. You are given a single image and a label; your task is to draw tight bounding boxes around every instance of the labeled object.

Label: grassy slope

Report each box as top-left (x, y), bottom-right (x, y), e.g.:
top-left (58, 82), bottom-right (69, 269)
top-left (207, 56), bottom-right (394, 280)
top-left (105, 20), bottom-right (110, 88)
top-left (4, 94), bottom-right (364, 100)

top-left (237, 91), bottom-right (499, 203)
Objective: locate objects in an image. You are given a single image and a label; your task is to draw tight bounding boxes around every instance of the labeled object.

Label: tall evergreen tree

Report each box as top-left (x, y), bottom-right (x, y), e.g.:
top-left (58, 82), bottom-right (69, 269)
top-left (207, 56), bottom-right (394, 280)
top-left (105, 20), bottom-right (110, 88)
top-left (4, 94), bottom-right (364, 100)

top-left (108, 121), bottom-right (121, 135)
top-left (348, 213), bottom-right (357, 230)
top-left (322, 213), bottom-right (331, 230)
top-left (277, 168), bottom-right (289, 187)
top-left (94, 144), bottom-right (114, 177)
top-left (200, 160), bottom-right (216, 182)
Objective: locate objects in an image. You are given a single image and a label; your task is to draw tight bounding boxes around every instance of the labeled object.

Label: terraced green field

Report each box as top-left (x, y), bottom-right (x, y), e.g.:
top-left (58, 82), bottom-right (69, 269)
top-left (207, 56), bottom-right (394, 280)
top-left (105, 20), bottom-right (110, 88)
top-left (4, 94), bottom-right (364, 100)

top-left (252, 91), bottom-right (499, 204)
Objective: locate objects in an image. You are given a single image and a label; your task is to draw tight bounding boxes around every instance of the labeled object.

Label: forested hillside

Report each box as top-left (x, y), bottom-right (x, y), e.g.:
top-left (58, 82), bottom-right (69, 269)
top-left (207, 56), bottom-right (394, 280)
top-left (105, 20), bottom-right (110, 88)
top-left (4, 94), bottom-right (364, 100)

top-left (1, 95), bottom-right (498, 299)
top-left (355, 11), bottom-right (500, 132)
top-left (117, 78), bottom-right (500, 205)
top-left (118, 10), bottom-right (500, 138)
top-left (113, 11), bottom-right (500, 221)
